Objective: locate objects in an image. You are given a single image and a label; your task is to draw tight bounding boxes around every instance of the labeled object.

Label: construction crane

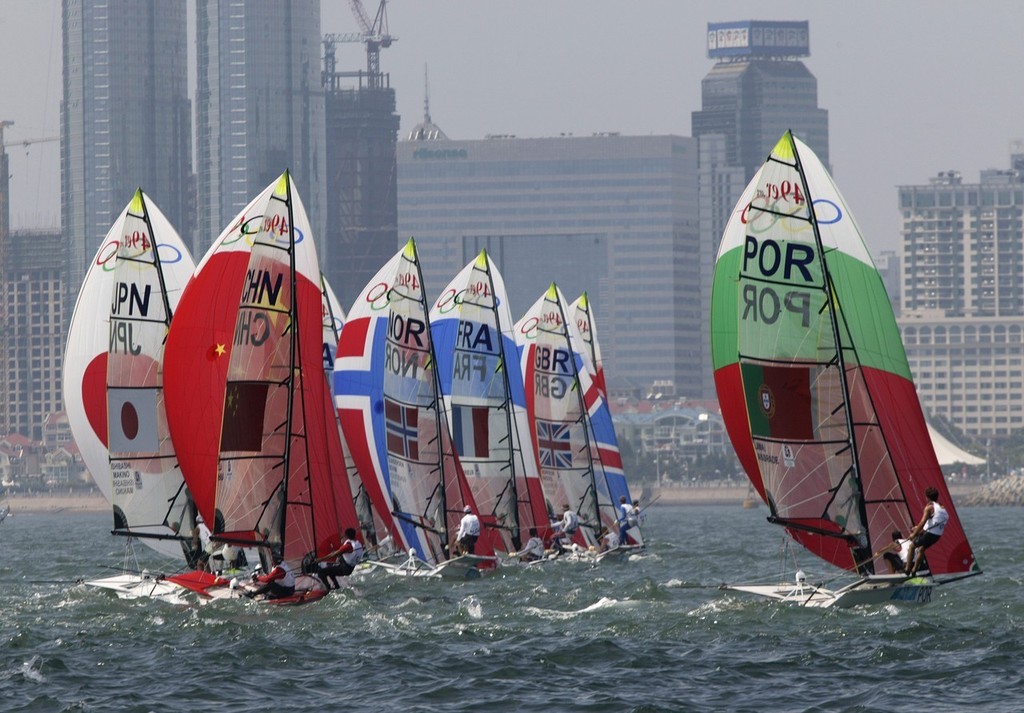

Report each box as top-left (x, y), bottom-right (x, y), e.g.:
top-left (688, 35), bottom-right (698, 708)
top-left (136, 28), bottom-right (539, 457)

top-left (323, 0), bottom-right (395, 90)
top-left (0, 121), bottom-right (59, 156)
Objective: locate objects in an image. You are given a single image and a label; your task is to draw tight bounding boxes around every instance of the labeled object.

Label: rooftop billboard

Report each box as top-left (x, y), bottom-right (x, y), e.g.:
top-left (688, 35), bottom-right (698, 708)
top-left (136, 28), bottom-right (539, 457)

top-left (707, 21), bottom-right (809, 60)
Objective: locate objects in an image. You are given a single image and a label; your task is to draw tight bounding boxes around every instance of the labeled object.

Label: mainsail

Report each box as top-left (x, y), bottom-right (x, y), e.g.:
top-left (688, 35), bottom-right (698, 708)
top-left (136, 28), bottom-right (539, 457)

top-left (64, 190), bottom-right (197, 560)
top-left (321, 277), bottom-right (385, 547)
top-left (515, 284), bottom-right (621, 548)
top-left (570, 293), bottom-right (639, 545)
top-left (334, 239), bottom-right (491, 565)
top-left (164, 180), bottom-right (278, 527)
top-left (711, 131), bottom-right (977, 578)
top-left (430, 251), bottom-right (551, 552)
top-left (211, 172), bottom-right (353, 566)
top-left (570, 293), bottom-right (607, 399)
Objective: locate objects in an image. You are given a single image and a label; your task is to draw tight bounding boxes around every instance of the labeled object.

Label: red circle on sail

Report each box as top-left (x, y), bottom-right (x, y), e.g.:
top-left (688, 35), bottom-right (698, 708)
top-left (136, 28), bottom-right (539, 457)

top-left (82, 354), bottom-right (109, 447)
top-left (121, 402), bottom-right (139, 440)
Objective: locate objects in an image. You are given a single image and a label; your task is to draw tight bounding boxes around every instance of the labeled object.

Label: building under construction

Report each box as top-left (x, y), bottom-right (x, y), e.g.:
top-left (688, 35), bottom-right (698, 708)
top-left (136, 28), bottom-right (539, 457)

top-left (321, 1), bottom-right (400, 310)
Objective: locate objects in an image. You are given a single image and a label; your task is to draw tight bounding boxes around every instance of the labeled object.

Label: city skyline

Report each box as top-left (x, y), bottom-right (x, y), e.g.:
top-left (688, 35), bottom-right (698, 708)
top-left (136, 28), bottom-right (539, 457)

top-left (3, 1), bottom-right (1024, 258)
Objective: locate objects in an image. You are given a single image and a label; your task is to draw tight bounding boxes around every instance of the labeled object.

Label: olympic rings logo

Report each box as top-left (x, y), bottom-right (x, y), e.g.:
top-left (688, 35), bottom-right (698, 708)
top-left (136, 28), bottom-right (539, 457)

top-left (518, 316), bottom-right (539, 340)
top-left (221, 215), bottom-right (264, 246)
top-left (435, 288), bottom-right (463, 315)
top-left (741, 197), bottom-right (843, 234)
top-left (97, 240), bottom-right (185, 271)
top-left (366, 282), bottom-right (393, 311)
top-left (156, 243), bottom-right (184, 265)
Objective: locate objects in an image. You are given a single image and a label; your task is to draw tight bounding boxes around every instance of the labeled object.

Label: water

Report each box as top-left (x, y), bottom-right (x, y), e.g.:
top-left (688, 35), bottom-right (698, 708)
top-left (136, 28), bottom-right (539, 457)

top-left (0, 505), bottom-right (1021, 712)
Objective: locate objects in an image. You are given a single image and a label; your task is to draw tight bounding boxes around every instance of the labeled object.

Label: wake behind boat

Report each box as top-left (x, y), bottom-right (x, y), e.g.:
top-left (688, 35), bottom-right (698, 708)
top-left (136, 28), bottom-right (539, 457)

top-left (710, 131), bottom-right (980, 608)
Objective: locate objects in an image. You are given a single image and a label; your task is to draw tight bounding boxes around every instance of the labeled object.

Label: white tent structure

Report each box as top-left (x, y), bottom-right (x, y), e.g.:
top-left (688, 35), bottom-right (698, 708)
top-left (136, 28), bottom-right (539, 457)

top-left (927, 423), bottom-right (985, 466)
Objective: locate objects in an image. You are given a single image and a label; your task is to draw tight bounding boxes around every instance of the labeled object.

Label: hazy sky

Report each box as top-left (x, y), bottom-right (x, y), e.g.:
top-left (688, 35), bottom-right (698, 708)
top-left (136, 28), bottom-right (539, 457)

top-left (4, 1), bottom-right (1024, 256)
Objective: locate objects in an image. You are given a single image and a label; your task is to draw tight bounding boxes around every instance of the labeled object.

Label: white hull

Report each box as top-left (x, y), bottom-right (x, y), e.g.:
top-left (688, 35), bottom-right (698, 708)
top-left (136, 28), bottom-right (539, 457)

top-left (84, 572), bottom-right (189, 604)
top-left (723, 574), bottom-right (934, 608)
top-left (370, 553), bottom-right (499, 579)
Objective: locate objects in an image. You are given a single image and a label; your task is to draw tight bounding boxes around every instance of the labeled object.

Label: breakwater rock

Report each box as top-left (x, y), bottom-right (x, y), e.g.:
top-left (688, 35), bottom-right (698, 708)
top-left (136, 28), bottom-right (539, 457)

top-left (960, 475), bottom-right (1024, 506)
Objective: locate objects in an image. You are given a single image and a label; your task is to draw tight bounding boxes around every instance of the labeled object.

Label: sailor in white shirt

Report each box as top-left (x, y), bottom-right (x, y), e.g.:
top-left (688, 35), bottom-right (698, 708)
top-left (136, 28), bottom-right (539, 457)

top-left (511, 527), bottom-right (546, 562)
top-left (455, 506), bottom-right (481, 555)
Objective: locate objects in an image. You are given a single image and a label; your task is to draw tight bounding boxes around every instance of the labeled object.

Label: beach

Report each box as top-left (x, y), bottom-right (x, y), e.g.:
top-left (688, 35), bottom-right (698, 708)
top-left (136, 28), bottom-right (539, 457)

top-left (2, 481), bottom-right (988, 514)
top-left (6, 492), bottom-right (109, 514)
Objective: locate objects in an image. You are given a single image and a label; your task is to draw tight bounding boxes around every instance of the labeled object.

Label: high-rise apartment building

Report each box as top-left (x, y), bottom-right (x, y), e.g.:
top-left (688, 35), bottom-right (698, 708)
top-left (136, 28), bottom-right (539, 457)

top-left (61, 0), bottom-right (192, 301)
top-left (195, 0), bottom-right (325, 254)
top-left (397, 133), bottom-right (701, 396)
top-left (321, 40), bottom-right (400, 311)
top-left (898, 151), bottom-right (1024, 438)
top-left (691, 20), bottom-right (830, 397)
top-left (1, 229), bottom-right (65, 441)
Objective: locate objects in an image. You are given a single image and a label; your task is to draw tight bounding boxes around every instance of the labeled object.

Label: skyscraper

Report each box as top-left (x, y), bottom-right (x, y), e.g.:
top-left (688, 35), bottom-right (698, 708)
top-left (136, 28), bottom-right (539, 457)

top-left (195, 0), bottom-right (325, 252)
top-left (2, 229), bottom-right (65, 441)
top-left (692, 20), bottom-right (829, 397)
top-left (397, 133), bottom-right (701, 396)
top-left (61, 0), bottom-right (192, 301)
top-left (898, 151), bottom-right (1024, 438)
top-left (321, 36), bottom-right (400, 310)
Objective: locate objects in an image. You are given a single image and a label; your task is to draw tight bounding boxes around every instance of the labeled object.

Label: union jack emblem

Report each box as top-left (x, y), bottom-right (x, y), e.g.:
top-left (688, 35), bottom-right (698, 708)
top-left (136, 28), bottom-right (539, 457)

top-left (537, 420), bottom-right (573, 469)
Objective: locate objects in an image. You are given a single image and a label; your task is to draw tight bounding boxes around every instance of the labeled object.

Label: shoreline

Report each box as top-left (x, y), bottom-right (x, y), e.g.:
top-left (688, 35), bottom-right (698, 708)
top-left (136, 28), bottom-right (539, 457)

top-left (3, 482), bottom-right (990, 515)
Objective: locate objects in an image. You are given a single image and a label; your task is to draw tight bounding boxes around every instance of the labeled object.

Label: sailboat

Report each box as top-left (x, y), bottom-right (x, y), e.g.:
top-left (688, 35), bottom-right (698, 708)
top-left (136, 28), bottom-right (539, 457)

top-left (66, 190), bottom-right (199, 601)
top-left (430, 251), bottom-right (552, 557)
top-left (711, 131), bottom-right (980, 607)
top-left (570, 293), bottom-right (643, 551)
top-left (165, 172), bottom-right (357, 603)
top-left (321, 276), bottom-right (379, 557)
top-left (334, 239), bottom-right (498, 578)
top-left (164, 179), bottom-right (278, 530)
top-left (514, 284), bottom-right (628, 558)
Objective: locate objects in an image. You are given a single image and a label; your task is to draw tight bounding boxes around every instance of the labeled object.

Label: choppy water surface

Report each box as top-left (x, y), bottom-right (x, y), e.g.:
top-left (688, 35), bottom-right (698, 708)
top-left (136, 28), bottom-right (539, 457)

top-left (0, 505), bottom-right (1021, 712)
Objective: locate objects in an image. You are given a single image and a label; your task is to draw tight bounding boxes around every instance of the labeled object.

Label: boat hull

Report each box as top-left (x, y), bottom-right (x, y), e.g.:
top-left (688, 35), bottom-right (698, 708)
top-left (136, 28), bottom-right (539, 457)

top-left (370, 554), bottom-right (499, 579)
top-left (722, 575), bottom-right (933, 609)
top-left (84, 572), bottom-right (189, 603)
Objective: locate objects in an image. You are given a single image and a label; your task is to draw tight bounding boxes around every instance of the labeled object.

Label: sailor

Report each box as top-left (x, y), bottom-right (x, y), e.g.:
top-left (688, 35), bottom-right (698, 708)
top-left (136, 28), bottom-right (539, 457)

top-left (455, 506), bottom-right (481, 555)
top-left (249, 553), bottom-right (296, 600)
top-left (316, 528), bottom-right (365, 590)
top-left (905, 487), bottom-right (949, 576)
top-left (873, 530), bottom-right (913, 574)
top-left (552, 504), bottom-right (579, 554)
top-left (600, 528), bottom-right (620, 553)
top-left (190, 515), bottom-right (214, 571)
top-left (617, 495), bottom-right (637, 545)
top-left (510, 527), bottom-right (546, 562)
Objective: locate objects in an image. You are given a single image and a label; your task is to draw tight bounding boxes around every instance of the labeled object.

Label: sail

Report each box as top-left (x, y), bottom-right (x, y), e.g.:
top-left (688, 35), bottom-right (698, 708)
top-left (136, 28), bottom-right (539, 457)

top-left (570, 293), bottom-right (639, 546)
top-left (570, 293), bottom-right (607, 399)
top-left (321, 277), bottom-right (386, 548)
top-left (105, 190), bottom-right (198, 559)
top-left (164, 180), bottom-right (277, 527)
top-left (334, 239), bottom-right (491, 565)
top-left (64, 191), bottom-right (196, 553)
top-left (514, 284), bottom-right (621, 548)
top-left (210, 172), bottom-right (353, 567)
top-left (711, 131), bottom-right (977, 577)
top-left (430, 251), bottom-right (552, 552)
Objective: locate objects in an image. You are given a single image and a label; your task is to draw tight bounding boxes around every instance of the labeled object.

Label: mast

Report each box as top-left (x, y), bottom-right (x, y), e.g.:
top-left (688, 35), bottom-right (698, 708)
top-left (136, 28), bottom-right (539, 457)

top-left (552, 284), bottom-right (602, 533)
top-left (136, 190), bottom-right (197, 532)
top-left (786, 134), bottom-right (873, 566)
top-left (278, 172), bottom-right (299, 560)
top-left (416, 241), bottom-right (455, 559)
top-left (479, 252), bottom-right (522, 549)
top-left (107, 190), bottom-right (194, 547)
